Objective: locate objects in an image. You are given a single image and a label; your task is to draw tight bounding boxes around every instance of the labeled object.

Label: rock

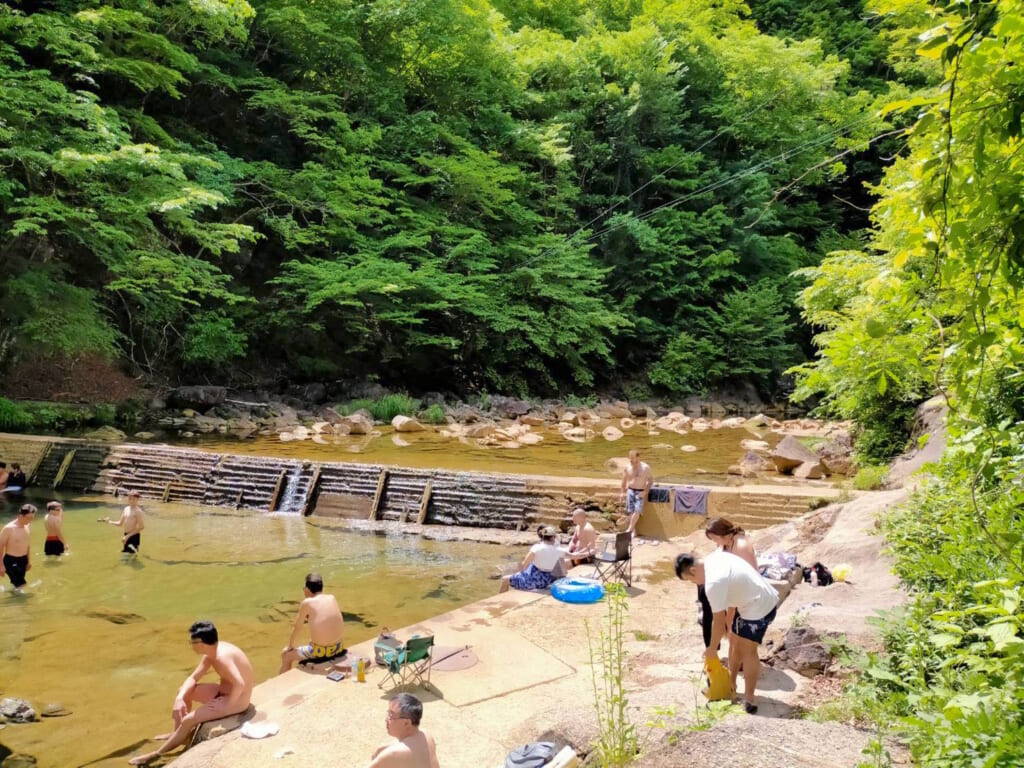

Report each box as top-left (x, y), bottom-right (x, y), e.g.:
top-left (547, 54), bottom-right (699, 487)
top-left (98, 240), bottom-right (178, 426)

top-left (690, 419), bottom-right (710, 432)
top-left (561, 410), bottom-right (579, 425)
top-left (321, 407), bottom-right (345, 424)
top-left (181, 431), bottom-right (195, 438)
top-left (605, 457), bottom-right (630, 475)
top-left (301, 383), bottom-right (327, 403)
top-left (766, 626), bottom-right (835, 677)
top-left (520, 414), bottom-right (546, 426)
top-left (728, 464), bottom-right (756, 478)
top-left (746, 413), bottom-right (770, 428)
top-left (447, 404), bottom-right (487, 423)
top-left (619, 417), bottom-right (636, 429)
top-left (133, 432), bottom-right (155, 440)
top-left (563, 427), bottom-right (595, 442)
top-left (740, 439), bottom-right (770, 452)
top-left (292, 426), bottom-right (310, 440)
top-left (771, 435), bottom-right (820, 474)
top-left (392, 415), bottom-right (426, 432)
top-left (465, 422), bottom-right (496, 438)
top-left (740, 450), bottom-right (772, 472)
top-left (597, 403), bottom-right (631, 418)
top-left (602, 426), bottom-right (624, 441)
top-left (629, 403), bottom-right (649, 417)
top-left (83, 426), bottom-right (127, 442)
top-left (652, 443), bottom-right (674, 450)
top-left (518, 432), bottom-right (544, 445)
top-left (182, 408), bottom-right (198, 418)
top-left (193, 415), bottom-right (226, 434)
top-left (84, 608), bottom-right (146, 625)
top-left (488, 396), bottom-right (532, 419)
top-left (311, 421), bottom-right (331, 433)
top-left (707, 402), bottom-right (728, 418)
top-left (0, 699), bottom-right (36, 723)
top-left (40, 704), bottom-right (69, 718)
top-left (2, 754), bottom-right (37, 768)
top-left (814, 431), bottom-right (855, 476)
top-left (169, 385), bottom-right (226, 409)
top-left (332, 422), bottom-right (351, 436)
top-left (794, 461), bottom-right (826, 479)
top-left (227, 419), bottom-right (258, 439)
top-left (278, 432), bottom-right (294, 442)
top-left (391, 434), bottom-right (411, 447)
top-left (679, 444), bottom-right (698, 452)
top-left (577, 409), bottom-right (601, 425)
top-left (720, 416), bottom-right (746, 428)
top-left (344, 413), bottom-right (373, 435)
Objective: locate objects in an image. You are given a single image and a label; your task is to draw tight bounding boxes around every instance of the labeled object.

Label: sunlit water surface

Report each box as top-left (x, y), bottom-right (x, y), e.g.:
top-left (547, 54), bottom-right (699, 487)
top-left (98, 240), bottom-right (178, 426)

top-left (0, 496), bottom-right (500, 768)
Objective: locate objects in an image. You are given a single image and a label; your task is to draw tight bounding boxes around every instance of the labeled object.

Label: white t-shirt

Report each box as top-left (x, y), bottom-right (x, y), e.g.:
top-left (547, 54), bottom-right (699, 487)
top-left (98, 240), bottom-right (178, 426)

top-left (530, 541), bottom-right (564, 572)
top-left (704, 550), bottom-right (778, 620)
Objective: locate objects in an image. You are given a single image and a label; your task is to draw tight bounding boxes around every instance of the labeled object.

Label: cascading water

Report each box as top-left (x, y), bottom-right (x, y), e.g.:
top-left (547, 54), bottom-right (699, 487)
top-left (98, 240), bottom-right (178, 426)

top-left (275, 464), bottom-right (306, 514)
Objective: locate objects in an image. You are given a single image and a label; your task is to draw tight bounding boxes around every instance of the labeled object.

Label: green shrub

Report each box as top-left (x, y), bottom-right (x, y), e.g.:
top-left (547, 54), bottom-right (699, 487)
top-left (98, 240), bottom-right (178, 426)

top-left (337, 398), bottom-right (375, 417)
top-left (852, 464), bottom-right (888, 490)
top-left (0, 398), bottom-right (31, 430)
top-left (564, 394), bottom-right (597, 409)
top-left (420, 404), bottom-right (446, 424)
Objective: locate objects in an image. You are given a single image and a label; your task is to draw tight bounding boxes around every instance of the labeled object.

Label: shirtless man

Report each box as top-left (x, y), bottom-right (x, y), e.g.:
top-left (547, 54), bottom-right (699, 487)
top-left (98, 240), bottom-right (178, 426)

top-left (100, 490), bottom-right (145, 554)
top-left (279, 572), bottom-right (345, 673)
top-left (367, 693), bottom-right (440, 768)
top-left (0, 462), bottom-right (9, 489)
top-left (620, 449), bottom-right (653, 536)
top-left (44, 501), bottom-right (69, 556)
top-left (0, 504), bottom-right (34, 589)
top-left (129, 621), bottom-right (254, 765)
top-left (564, 508), bottom-right (598, 567)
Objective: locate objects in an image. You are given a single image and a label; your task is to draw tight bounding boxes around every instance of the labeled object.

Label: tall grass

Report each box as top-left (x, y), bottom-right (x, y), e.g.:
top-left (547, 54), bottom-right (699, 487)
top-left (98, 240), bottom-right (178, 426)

top-left (337, 394), bottom-right (421, 423)
top-left (0, 397), bottom-right (31, 430)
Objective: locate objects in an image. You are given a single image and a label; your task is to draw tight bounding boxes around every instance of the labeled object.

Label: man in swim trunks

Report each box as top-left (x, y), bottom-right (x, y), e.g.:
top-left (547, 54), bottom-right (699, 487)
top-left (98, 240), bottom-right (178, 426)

top-left (44, 500), bottom-right (69, 556)
top-left (564, 508), bottom-right (598, 567)
top-left (620, 449), bottom-right (653, 537)
top-left (279, 572), bottom-right (346, 673)
top-left (367, 693), bottom-right (440, 768)
top-left (0, 504), bottom-right (35, 589)
top-left (129, 620), bottom-right (254, 765)
top-left (100, 490), bottom-right (145, 554)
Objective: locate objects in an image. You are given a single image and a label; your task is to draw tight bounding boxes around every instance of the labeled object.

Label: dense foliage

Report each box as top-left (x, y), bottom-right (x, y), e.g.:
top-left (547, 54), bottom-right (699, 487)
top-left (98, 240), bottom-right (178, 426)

top-left (792, 1), bottom-right (1024, 765)
top-left (0, 0), bottom-right (907, 396)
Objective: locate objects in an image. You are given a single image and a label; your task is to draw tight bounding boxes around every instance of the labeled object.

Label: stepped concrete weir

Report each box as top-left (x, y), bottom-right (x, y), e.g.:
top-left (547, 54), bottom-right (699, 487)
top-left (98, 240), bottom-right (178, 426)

top-left (0, 433), bottom-right (842, 534)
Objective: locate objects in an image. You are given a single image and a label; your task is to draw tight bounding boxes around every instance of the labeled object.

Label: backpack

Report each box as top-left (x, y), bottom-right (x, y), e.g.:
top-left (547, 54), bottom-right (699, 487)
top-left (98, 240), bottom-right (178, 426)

top-left (505, 742), bottom-right (557, 768)
top-left (802, 562), bottom-right (834, 586)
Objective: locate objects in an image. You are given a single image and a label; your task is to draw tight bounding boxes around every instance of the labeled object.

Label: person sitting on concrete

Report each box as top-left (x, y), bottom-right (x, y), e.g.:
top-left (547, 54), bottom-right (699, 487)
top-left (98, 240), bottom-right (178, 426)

top-left (129, 620), bottom-right (254, 765)
top-left (280, 572), bottom-right (346, 673)
top-left (499, 525), bottom-right (564, 593)
top-left (367, 692), bottom-right (440, 768)
top-left (44, 500), bottom-right (69, 556)
top-left (675, 551), bottom-right (778, 714)
top-left (564, 508), bottom-right (598, 567)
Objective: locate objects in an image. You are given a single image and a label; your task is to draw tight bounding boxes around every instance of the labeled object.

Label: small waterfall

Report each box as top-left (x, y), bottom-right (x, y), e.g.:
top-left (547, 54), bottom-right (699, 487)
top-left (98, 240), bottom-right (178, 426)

top-left (275, 465), bottom-right (305, 515)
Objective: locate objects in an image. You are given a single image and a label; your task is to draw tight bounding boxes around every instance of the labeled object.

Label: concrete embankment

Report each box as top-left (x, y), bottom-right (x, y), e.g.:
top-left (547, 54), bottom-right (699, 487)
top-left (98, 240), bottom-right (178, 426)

top-left (166, 488), bottom-right (907, 768)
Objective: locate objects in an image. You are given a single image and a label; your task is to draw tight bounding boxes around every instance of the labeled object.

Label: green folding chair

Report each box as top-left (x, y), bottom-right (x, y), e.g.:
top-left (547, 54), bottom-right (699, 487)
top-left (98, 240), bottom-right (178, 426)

top-left (376, 634), bottom-right (435, 691)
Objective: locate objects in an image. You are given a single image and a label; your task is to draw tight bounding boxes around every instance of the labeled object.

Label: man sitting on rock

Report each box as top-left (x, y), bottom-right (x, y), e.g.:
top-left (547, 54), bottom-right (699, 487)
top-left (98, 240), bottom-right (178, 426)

top-left (280, 572), bottom-right (346, 673)
top-left (129, 620), bottom-right (254, 765)
top-left (367, 693), bottom-right (440, 768)
top-left (564, 508), bottom-right (598, 567)
top-left (675, 551), bottom-right (778, 714)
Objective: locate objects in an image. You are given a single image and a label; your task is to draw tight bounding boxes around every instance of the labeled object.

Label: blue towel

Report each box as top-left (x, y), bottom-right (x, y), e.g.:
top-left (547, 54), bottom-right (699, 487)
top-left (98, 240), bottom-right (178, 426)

top-left (647, 486), bottom-right (670, 504)
top-left (673, 486), bottom-right (709, 515)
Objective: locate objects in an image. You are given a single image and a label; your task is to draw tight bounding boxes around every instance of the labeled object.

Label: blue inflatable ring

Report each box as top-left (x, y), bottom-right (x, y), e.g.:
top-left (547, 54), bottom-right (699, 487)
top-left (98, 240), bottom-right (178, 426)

top-left (551, 577), bottom-right (605, 604)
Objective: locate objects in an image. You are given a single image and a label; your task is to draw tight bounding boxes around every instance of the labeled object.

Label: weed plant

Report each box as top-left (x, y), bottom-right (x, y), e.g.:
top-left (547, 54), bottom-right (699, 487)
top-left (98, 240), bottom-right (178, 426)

top-left (419, 404), bottom-right (446, 424)
top-left (587, 583), bottom-right (636, 768)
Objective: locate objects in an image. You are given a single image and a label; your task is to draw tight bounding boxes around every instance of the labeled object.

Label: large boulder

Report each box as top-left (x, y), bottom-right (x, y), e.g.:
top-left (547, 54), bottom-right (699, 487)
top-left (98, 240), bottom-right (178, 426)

top-left (597, 403), bottom-right (631, 419)
top-left (602, 426), bottom-right (624, 441)
top-left (0, 698), bottom-right (36, 723)
top-left (794, 460), bottom-right (826, 479)
top-left (84, 426), bottom-right (127, 442)
top-left (344, 413), bottom-right (373, 435)
top-left (771, 435), bottom-right (820, 474)
top-left (519, 414), bottom-right (547, 427)
top-left (169, 386), bottom-right (226, 409)
top-left (392, 415), bottom-right (426, 433)
top-left (815, 431), bottom-right (855, 476)
top-left (465, 422), bottom-right (497, 438)
top-left (766, 626), bottom-right (835, 677)
top-left (488, 396), bottom-right (532, 419)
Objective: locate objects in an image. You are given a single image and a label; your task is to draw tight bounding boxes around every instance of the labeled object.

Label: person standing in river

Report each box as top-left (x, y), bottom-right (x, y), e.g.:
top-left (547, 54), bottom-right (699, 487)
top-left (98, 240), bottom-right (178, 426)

top-left (44, 500), bottom-right (69, 556)
top-left (0, 504), bottom-right (34, 589)
top-left (620, 449), bottom-right (653, 537)
top-left (100, 490), bottom-right (145, 554)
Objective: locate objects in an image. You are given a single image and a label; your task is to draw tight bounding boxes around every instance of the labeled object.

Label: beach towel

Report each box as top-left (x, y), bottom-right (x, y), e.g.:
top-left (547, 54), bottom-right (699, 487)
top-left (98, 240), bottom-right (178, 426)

top-left (673, 486), bottom-right (709, 515)
top-left (647, 486), bottom-right (670, 504)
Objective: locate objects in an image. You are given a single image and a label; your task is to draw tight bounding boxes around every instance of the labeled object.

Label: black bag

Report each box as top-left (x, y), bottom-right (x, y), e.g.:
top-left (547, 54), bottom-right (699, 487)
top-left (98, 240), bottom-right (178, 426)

top-left (505, 741), bottom-right (557, 768)
top-left (802, 562), bottom-right (834, 586)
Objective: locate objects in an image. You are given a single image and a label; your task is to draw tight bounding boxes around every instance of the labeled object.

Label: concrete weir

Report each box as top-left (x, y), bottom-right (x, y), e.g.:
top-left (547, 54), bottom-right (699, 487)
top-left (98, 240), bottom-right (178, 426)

top-left (0, 433), bottom-right (839, 533)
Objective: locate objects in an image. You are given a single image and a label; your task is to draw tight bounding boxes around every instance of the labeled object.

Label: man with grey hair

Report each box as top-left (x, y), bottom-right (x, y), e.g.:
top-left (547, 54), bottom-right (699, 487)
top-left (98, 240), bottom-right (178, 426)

top-left (367, 693), bottom-right (440, 768)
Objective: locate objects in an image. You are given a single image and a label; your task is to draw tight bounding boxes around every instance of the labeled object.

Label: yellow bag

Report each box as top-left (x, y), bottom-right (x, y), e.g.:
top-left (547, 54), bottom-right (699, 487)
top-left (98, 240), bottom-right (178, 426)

top-left (703, 655), bottom-right (732, 701)
top-left (832, 563), bottom-right (852, 582)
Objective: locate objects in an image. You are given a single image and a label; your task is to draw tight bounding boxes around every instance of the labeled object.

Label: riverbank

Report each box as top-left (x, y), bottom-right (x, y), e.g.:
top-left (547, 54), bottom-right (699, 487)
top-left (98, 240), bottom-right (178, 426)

top-left (168, 488), bottom-right (909, 768)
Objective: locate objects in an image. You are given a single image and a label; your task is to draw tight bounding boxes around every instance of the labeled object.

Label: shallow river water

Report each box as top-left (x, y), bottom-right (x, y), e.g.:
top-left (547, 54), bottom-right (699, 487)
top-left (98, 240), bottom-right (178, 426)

top-left (0, 496), bottom-right (500, 768)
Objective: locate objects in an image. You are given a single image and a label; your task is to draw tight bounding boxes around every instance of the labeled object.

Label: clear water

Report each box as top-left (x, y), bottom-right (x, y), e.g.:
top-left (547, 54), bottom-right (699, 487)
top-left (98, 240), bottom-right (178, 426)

top-left (0, 495), bottom-right (499, 768)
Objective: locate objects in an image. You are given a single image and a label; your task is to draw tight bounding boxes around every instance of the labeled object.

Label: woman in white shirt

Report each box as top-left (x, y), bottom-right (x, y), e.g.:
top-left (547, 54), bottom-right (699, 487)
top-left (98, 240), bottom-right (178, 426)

top-left (499, 526), bottom-right (564, 592)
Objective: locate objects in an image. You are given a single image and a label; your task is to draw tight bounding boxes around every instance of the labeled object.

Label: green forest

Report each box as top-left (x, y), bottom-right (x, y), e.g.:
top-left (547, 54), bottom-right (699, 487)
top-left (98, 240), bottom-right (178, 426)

top-left (1, 0), bottom-right (928, 397)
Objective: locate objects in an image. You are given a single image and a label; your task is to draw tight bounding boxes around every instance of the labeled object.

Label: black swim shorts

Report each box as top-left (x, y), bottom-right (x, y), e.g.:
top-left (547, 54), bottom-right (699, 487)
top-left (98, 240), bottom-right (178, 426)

top-left (44, 538), bottom-right (65, 556)
top-left (732, 606), bottom-right (777, 644)
top-left (122, 533), bottom-right (141, 554)
top-left (3, 553), bottom-right (28, 588)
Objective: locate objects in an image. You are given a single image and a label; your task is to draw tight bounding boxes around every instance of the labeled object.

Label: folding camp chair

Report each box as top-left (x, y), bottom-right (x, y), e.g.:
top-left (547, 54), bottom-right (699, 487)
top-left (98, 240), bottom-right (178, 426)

top-left (375, 634), bottom-right (435, 691)
top-left (591, 531), bottom-right (632, 587)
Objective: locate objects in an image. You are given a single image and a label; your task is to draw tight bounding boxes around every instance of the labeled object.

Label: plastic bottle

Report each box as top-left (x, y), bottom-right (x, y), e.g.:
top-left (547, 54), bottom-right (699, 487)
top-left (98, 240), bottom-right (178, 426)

top-left (357, 658), bottom-right (366, 682)
top-left (810, 569), bottom-right (819, 587)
